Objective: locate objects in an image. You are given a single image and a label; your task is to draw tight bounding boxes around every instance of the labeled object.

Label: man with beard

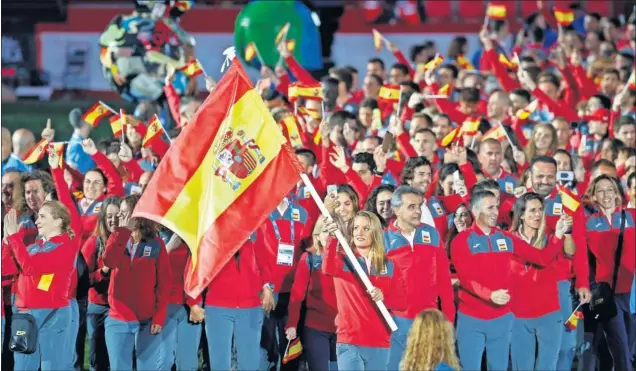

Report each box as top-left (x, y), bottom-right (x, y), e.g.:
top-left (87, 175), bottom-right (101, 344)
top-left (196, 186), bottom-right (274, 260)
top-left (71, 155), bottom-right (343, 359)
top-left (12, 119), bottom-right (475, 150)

top-left (527, 155), bottom-right (592, 371)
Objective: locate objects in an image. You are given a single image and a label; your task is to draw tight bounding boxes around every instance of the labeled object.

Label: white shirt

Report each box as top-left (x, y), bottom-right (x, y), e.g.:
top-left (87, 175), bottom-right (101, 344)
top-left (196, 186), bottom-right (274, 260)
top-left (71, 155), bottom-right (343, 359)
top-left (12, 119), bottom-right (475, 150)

top-left (420, 200), bottom-right (436, 228)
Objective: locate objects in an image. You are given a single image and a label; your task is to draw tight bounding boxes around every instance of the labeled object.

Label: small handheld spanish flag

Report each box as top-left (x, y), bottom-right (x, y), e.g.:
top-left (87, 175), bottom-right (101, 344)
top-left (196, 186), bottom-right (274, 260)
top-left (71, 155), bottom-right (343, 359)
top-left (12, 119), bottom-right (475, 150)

top-left (423, 53), bottom-right (444, 71)
top-left (460, 117), bottom-right (481, 136)
top-left (286, 40), bottom-right (296, 53)
top-left (557, 185), bottom-right (581, 215)
top-left (378, 84), bottom-right (401, 103)
top-left (288, 82), bottom-right (324, 102)
top-left (282, 338), bottom-right (303, 364)
top-left (486, 2), bottom-right (507, 20)
top-left (372, 29), bottom-right (384, 51)
top-left (49, 142), bottom-right (66, 168)
top-left (517, 99), bottom-right (539, 120)
top-left (81, 102), bottom-right (111, 127)
top-left (244, 43), bottom-right (258, 62)
top-left (282, 115), bottom-right (304, 148)
top-left (498, 53), bottom-right (519, 70)
top-left (142, 115), bottom-right (166, 148)
top-left (275, 23), bottom-right (291, 46)
top-left (441, 127), bottom-right (462, 147)
top-left (456, 54), bottom-right (475, 70)
top-left (554, 8), bottom-right (575, 26)
top-left (482, 125), bottom-right (506, 142)
top-left (564, 304), bottom-right (584, 331)
top-left (109, 115), bottom-right (123, 138)
top-left (438, 84), bottom-right (452, 97)
top-left (179, 59), bottom-right (205, 78)
top-left (297, 106), bottom-right (321, 120)
top-left (22, 139), bottom-right (49, 164)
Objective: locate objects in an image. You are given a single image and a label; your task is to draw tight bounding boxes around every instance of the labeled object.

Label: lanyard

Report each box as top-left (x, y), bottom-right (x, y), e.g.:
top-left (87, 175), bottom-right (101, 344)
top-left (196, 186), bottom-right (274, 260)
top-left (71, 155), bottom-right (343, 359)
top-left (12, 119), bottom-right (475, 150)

top-left (270, 210), bottom-right (295, 243)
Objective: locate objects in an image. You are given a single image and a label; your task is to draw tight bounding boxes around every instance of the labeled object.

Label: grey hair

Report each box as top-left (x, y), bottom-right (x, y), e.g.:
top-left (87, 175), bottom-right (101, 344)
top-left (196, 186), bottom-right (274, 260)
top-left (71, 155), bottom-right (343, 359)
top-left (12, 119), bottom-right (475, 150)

top-left (390, 185), bottom-right (424, 209)
top-left (470, 190), bottom-right (496, 212)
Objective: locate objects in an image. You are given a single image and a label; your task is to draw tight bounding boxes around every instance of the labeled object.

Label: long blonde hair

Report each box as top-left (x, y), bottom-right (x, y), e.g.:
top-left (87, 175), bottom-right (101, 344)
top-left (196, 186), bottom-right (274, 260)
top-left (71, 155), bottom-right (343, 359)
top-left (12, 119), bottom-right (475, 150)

top-left (400, 309), bottom-right (460, 371)
top-left (42, 201), bottom-right (74, 239)
top-left (524, 123), bottom-right (558, 161)
top-left (350, 211), bottom-right (387, 274)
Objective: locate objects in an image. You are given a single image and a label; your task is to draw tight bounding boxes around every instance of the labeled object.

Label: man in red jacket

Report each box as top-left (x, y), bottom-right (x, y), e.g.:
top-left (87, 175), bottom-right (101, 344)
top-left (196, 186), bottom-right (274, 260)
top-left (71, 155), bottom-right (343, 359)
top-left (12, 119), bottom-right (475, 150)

top-left (526, 156), bottom-right (591, 371)
top-left (384, 186), bottom-right (455, 370)
top-left (451, 190), bottom-right (568, 371)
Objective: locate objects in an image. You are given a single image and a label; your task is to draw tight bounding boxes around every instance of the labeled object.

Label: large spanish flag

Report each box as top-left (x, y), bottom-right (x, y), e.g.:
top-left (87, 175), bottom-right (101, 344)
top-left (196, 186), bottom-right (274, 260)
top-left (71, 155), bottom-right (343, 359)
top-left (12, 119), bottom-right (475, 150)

top-left (133, 58), bottom-right (303, 297)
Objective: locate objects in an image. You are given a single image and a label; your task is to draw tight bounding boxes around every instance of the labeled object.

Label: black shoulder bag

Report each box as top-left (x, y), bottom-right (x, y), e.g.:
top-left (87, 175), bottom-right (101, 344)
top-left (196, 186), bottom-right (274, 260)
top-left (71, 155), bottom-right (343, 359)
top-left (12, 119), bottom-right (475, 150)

top-left (589, 210), bottom-right (626, 322)
top-left (10, 308), bottom-right (57, 354)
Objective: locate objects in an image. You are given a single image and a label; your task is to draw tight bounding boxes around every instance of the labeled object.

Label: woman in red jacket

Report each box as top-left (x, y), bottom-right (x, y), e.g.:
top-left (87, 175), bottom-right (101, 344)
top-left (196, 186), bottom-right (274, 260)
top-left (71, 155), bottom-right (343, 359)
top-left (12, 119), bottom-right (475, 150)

top-left (80, 196), bottom-right (122, 371)
top-left (204, 228), bottom-right (273, 371)
top-left (285, 215), bottom-right (339, 371)
top-left (102, 194), bottom-right (172, 371)
top-left (322, 211), bottom-right (406, 371)
top-left (3, 149), bottom-right (82, 370)
top-left (159, 230), bottom-right (203, 371)
top-left (580, 175), bottom-right (636, 371)
top-left (508, 192), bottom-right (576, 371)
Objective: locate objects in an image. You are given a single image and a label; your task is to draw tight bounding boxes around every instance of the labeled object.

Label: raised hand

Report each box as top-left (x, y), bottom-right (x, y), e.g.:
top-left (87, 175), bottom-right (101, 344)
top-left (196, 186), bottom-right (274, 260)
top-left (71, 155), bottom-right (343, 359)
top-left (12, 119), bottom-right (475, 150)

top-left (80, 138), bottom-right (98, 156)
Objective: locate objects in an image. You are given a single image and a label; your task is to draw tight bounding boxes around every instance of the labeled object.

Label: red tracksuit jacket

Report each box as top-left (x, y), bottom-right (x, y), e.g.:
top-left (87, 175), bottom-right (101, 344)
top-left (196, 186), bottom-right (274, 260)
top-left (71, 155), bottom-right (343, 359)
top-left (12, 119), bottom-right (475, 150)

top-left (205, 231), bottom-right (271, 308)
top-left (585, 208), bottom-right (636, 294)
top-left (259, 202), bottom-right (312, 294)
top-left (509, 233), bottom-right (564, 319)
top-left (384, 222), bottom-right (455, 322)
top-left (81, 235), bottom-right (110, 306)
top-left (540, 188), bottom-right (590, 289)
top-left (286, 251), bottom-right (337, 334)
top-left (322, 238), bottom-right (407, 348)
top-left (7, 169), bottom-right (82, 309)
top-left (74, 151), bottom-right (125, 243)
top-left (166, 242), bottom-right (200, 306)
top-left (451, 224), bottom-right (564, 320)
top-left (102, 228), bottom-right (171, 326)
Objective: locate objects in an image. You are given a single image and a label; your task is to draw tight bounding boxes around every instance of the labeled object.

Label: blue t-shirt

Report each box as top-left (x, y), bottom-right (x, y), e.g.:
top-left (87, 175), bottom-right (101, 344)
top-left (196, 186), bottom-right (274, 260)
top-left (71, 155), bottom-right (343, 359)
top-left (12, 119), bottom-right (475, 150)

top-left (65, 132), bottom-right (96, 174)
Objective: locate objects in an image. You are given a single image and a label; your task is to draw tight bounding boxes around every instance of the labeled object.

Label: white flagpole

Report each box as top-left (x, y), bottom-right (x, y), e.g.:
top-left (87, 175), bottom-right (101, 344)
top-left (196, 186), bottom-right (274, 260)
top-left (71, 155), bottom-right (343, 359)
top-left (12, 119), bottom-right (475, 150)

top-left (99, 101), bottom-right (118, 114)
top-left (299, 173), bottom-right (399, 332)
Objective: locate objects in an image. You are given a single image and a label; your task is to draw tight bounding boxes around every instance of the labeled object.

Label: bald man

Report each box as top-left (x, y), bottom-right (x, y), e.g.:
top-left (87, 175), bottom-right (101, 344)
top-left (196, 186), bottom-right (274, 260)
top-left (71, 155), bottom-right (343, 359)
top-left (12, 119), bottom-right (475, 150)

top-left (12, 128), bottom-right (36, 159)
top-left (2, 126), bottom-right (29, 175)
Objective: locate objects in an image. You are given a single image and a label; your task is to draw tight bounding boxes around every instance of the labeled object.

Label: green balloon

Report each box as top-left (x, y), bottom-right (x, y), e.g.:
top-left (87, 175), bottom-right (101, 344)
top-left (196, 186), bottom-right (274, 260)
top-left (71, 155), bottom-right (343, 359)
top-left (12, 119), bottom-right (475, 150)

top-left (234, 0), bottom-right (321, 69)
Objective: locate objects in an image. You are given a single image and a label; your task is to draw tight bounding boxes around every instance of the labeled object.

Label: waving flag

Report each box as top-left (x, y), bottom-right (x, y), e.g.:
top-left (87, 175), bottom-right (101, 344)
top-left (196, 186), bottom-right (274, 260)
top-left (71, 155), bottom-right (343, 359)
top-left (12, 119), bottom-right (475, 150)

top-left (456, 54), bottom-right (475, 70)
top-left (565, 307), bottom-right (583, 330)
top-left (378, 85), bottom-right (401, 103)
top-left (244, 42), bottom-right (258, 62)
top-left (554, 8), bottom-right (575, 26)
top-left (558, 185), bottom-right (581, 215)
top-left (438, 84), bottom-right (452, 97)
top-left (282, 338), bottom-right (303, 364)
top-left (143, 115), bottom-right (166, 148)
top-left (441, 127), bottom-right (461, 147)
top-left (486, 2), bottom-right (507, 20)
top-left (133, 58), bottom-right (303, 297)
top-left (22, 139), bottom-right (49, 164)
top-left (482, 125), bottom-right (506, 141)
top-left (288, 82), bottom-right (323, 102)
top-left (49, 142), bottom-right (66, 168)
top-left (372, 29), bottom-right (384, 51)
top-left (498, 53), bottom-right (519, 70)
top-left (180, 59), bottom-right (204, 78)
top-left (424, 54), bottom-right (444, 71)
top-left (282, 115), bottom-right (304, 148)
top-left (460, 117), bottom-right (481, 135)
top-left (517, 99), bottom-right (539, 120)
top-left (275, 23), bottom-right (291, 45)
top-left (109, 115), bottom-right (123, 138)
top-left (81, 102), bottom-right (111, 127)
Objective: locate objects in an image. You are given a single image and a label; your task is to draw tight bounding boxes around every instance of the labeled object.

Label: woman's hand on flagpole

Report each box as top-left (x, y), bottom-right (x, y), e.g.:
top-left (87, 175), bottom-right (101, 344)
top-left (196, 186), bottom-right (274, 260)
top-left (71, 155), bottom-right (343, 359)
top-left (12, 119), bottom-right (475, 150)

top-left (285, 327), bottom-right (297, 340)
top-left (368, 286), bottom-right (384, 302)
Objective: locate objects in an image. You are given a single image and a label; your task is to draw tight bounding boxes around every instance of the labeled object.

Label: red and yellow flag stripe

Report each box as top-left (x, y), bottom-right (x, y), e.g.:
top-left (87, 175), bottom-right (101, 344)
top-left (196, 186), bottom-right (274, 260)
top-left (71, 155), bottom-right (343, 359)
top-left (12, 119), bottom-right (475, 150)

top-left (142, 115), bottom-right (165, 148)
top-left (554, 8), bottom-right (575, 26)
top-left (486, 2), bottom-right (507, 20)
